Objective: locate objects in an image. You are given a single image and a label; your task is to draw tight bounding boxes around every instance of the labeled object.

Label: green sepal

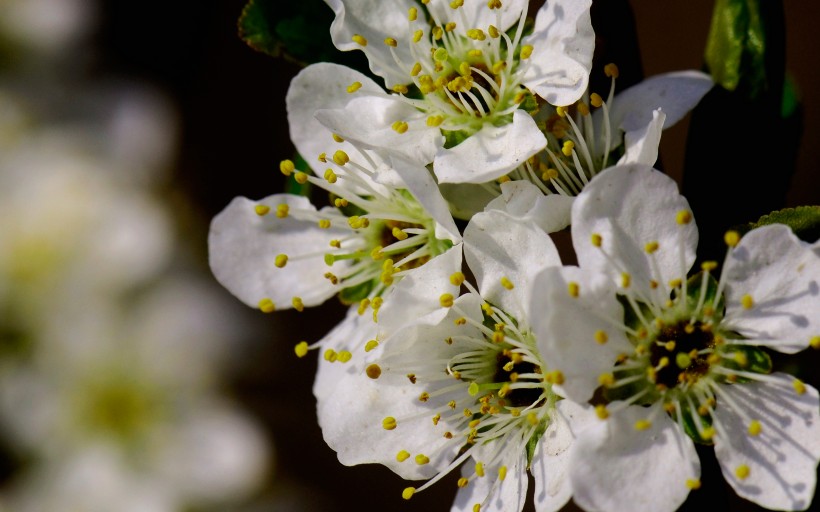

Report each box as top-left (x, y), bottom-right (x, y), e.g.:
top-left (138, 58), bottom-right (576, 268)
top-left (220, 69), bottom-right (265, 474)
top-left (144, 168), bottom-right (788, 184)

top-left (743, 206), bottom-right (820, 243)
top-left (718, 344), bottom-right (773, 380)
top-left (526, 421), bottom-right (548, 467)
top-left (442, 129), bottom-right (470, 149)
top-left (338, 280), bottom-right (376, 305)
top-left (684, 271), bottom-right (725, 322)
top-left (676, 401), bottom-right (715, 445)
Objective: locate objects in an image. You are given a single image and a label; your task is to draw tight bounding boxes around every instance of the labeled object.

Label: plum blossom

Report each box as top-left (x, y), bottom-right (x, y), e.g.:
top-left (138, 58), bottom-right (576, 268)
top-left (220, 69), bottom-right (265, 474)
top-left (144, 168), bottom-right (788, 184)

top-left (530, 164), bottom-right (820, 511)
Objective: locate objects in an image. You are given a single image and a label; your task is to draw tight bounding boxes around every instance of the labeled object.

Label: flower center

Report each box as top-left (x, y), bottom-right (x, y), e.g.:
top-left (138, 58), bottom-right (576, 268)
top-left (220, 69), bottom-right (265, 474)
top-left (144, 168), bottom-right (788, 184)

top-left (649, 320), bottom-right (715, 390)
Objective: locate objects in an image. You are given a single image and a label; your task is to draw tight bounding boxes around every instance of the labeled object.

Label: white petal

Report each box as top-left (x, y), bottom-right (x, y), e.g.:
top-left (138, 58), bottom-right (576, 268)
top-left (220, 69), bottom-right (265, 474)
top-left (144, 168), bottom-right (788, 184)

top-left (435, 110), bottom-right (546, 184)
top-left (530, 266), bottom-right (631, 402)
top-left (522, 0), bottom-right (594, 106)
top-left (570, 404), bottom-right (700, 512)
top-left (723, 224), bottom-right (820, 353)
top-left (427, 0), bottom-right (527, 33)
top-left (312, 306), bottom-right (379, 402)
top-left (451, 452), bottom-right (528, 512)
top-left (608, 70), bottom-right (714, 132)
top-left (286, 62), bottom-right (387, 167)
top-left (464, 209), bottom-right (561, 320)
top-left (389, 155), bottom-right (461, 243)
top-left (713, 374), bottom-right (820, 511)
top-left (315, 95), bottom-right (441, 166)
top-left (617, 109), bottom-right (666, 166)
top-left (208, 195), bottom-right (347, 309)
top-left (531, 400), bottom-right (598, 512)
top-left (485, 181), bottom-right (574, 233)
top-left (377, 244), bottom-right (463, 338)
top-left (325, 0), bottom-right (417, 87)
top-left (571, 164), bottom-right (697, 295)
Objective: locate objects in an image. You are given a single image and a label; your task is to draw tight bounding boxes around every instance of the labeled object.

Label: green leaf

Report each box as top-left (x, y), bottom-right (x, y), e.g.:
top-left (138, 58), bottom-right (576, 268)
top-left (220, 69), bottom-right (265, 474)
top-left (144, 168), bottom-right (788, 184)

top-left (746, 205), bottom-right (820, 243)
top-left (237, 0), bottom-right (279, 57)
top-left (704, 0), bottom-right (767, 97)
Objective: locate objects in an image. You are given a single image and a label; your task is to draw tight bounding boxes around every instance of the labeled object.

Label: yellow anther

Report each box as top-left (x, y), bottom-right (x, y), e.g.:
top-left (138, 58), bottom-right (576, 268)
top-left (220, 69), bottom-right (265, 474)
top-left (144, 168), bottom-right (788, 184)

top-left (331, 133), bottom-right (344, 143)
top-left (645, 241), bottom-right (660, 254)
top-left (396, 450), bottom-right (411, 462)
top-left (748, 420), bottom-right (762, 436)
top-left (665, 341), bottom-right (676, 351)
top-left (292, 297), bottom-right (304, 312)
top-left (520, 45), bottom-right (533, 59)
top-left (352, 34), bottom-right (368, 46)
top-left (440, 293), bottom-right (455, 308)
top-left (577, 102), bottom-right (590, 116)
top-left (556, 106), bottom-right (568, 117)
top-left (676, 352), bottom-right (692, 369)
top-left (810, 336), bottom-right (820, 349)
top-left (487, 0), bottom-right (502, 8)
top-left (402, 487), bottom-right (415, 500)
top-left (590, 93), bottom-right (603, 107)
top-left (676, 210), bottom-right (693, 225)
top-left (294, 171), bottom-right (309, 184)
top-left (497, 175), bottom-right (511, 184)
top-left (450, 0), bottom-right (463, 8)
top-left (410, 62), bottom-right (422, 77)
top-left (475, 462), bottom-right (485, 477)
top-left (445, 21), bottom-right (457, 32)
top-left (686, 479), bottom-right (702, 490)
top-left (658, 356), bottom-right (670, 369)
top-left (366, 364), bottom-right (382, 379)
top-left (333, 198), bottom-right (348, 208)
top-left (392, 84), bottom-right (409, 94)
top-left (498, 466), bottom-right (507, 481)
top-left (468, 49), bottom-right (483, 58)
top-left (323, 349), bottom-right (337, 362)
top-left (391, 226), bottom-right (409, 241)
top-left (542, 168), bottom-right (559, 181)
top-left (459, 61), bottom-right (472, 76)
top-left (663, 402), bottom-right (676, 413)
top-left (258, 298), bottom-right (275, 313)
top-left (546, 370), bottom-right (565, 385)
top-left (621, 272), bottom-right (631, 288)
top-left (346, 81), bottom-right (362, 93)
top-left (724, 230), bottom-right (741, 248)
top-left (357, 299), bottom-right (370, 315)
top-left (337, 350), bottom-right (352, 363)
top-left (413, 29), bottom-right (424, 43)
top-left (318, 219), bottom-right (331, 229)
top-left (279, 159), bottom-right (295, 175)
top-left (252, 205), bottom-right (271, 219)
top-left (702, 427), bottom-right (716, 440)
top-left (432, 413), bottom-right (441, 425)
top-left (415, 454), bottom-right (430, 465)
top-left (427, 115), bottom-right (444, 127)
top-left (669, 278), bottom-right (682, 289)
top-left (604, 63), bottom-right (620, 78)
top-left (466, 28), bottom-right (485, 41)
top-left (598, 373), bottom-right (615, 387)
top-left (450, 272), bottom-right (465, 286)
top-left (591, 233), bottom-right (603, 247)
top-left (391, 120), bottom-right (409, 134)
top-left (561, 140), bottom-right (575, 157)
top-left (384, 37), bottom-right (397, 47)
top-left (274, 254), bottom-right (288, 268)
top-left (568, 282), bottom-right (580, 297)
top-left (488, 25), bottom-right (499, 38)
top-left (294, 341), bottom-right (309, 358)
top-left (492, 60), bottom-right (507, 74)
top-left (650, 280), bottom-right (659, 289)
top-left (318, 153), bottom-right (327, 162)
top-left (492, 331), bottom-right (505, 343)
top-left (735, 464), bottom-right (750, 480)
top-left (432, 27), bottom-right (444, 41)
top-left (332, 150), bottom-right (349, 166)
top-left (360, 340), bottom-right (377, 354)
top-left (794, 379), bottom-right (807, 395)
top-left (594, 330), bottom-right (609, 344)
top-left (322, 168), bottom-right (339, 183)
top-left (457, 477), bottom-right (469, 488)
top-left (701, 261), bottom-right (718, 272)
top-left (734, 351), bottom-right (749, 367)
top-left (595, 404), bottom-right (610, 419)
top-left (382, 417), bottom-right (397, 430)
top-left (500, 277), bottom-right (514, 290)
top-left (454, 317), bottom-right (467, 325)
top-left (634, 419), bottom-right (652, 431)
top-left (408, 7), bottom-right (418, 20)
top-left (741, 294), bottom-right (754, 309)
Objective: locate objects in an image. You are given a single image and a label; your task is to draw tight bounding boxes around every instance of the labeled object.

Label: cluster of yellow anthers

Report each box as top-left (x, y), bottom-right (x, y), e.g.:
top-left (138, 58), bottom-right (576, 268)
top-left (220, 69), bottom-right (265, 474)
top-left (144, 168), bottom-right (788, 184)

top-left (366, 272), bottom-right (563, 505)
top-left (348, 0), bottom-right (533, 135)
top-left (499, 64), bottom-right (621, 196)
top-left (252, 148), bottom-right (449, 324)
top-left (565, 210), bottom-right (809, 485)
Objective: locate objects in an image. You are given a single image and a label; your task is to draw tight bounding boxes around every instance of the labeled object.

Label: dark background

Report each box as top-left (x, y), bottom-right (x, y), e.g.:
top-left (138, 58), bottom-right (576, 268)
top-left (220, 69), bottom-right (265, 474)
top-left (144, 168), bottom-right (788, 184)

top-left (95, 1), bottom-right (820, 510)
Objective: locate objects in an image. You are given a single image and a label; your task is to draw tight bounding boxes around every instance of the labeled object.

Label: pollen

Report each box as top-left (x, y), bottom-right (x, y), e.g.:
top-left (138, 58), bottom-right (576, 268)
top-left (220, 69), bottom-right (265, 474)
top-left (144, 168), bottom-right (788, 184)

top-left (591, 233), bottom-right (603, 247)
top-left (449, 272), bottom-right (465, 286)
top-left (413, 29), bottom-right (424, 43)
top-left (793, 379), bottom-right (807, 395)
top-left (332, 150), bottom-right (349, 166)
top-left (402, 487), bottom-right (415, 500)
top-left (337, 350), bottom-right (352, 363)
top-left (450, 0), bottom-right (463, 8)
top-left (488, 0), bottom-right (502, 8)
top-left (275, 204), bottom-right (288, 218)
top-left (392, 120), bottom-right (409, 133)
top-left (488, 25), bottom-right (499, 38)
top-left (347, 81), bottom-right (362, 93)
top-left (498, 466), bottom-right (507, 481)
top-left (621, 272), bottom-right (631, 288)
top-left (408, 7), bottom-right (417, 20)
top-left (520, 45), bottom-right (533, 59)
top-left (440, 293), bottom-right (455, 308)
top-left (634, 419), bottom-right (652, 431)
top-left (500, 277), bottom-right (514, 290)
top-left (279, 159), bottom-right (295, 175)
top-left (364, 339), bottom-right (379, 352)
top-left (595, 330), bottom-right (608, 344)
top-left (735, 464), bottom-right (750, 480)
top-left (457, 477), bottom-right (469, 488)
top-left (294, 171), bottom-right (308, 184)
top-left (427, 115), bottom-right (444, 127)
top-left (686, 479), bottom-right (701, 490)
top-left (331, 133), bottom-right (344, 143)
top-left (568, 282), bottom-right (580, 297)
top-left (741, 294), bottom-right (754, 309)
top-left (561, 140), bottom-right (575, 157)
top-left (258, 298), bottom-right (275, 313)
top-left (396, 450), bottom-right (410, 462)
top-left (644, 241), bottom-right (659, 253)
top-left (382, 417), bottom-right (397, 430)
top-left (294, 341), bottom-right (309, 358)
top-left (598, 373), bottom-right (615, 386)
top-left (604, 63), bottom-right (620, 78)
top-left (366, 364), bottom-right (382, 379)
top-left (590, 93), bottom-right (603, 107)
top-left (811, 336), bottom-right (820, 349)
top-left (676, 210), bottom-right (693, 225)
top-left (274, 254), bottom-right (288, 268)
top-left (556, 106), bottom-right (568, 117)
top-left (291, 297), bottom-right (304, 312)
top-left (748, 420), bottom-right (762, 436)
top-left (323, 168), bottom-right (337, 183)
top-left (384, 37), bottom-right (397, 47)
top-left (318, 219), bottom-right (332, 229)
top-left (323, 349), bottom-right (337, 362)
top-left (254, 204), bottom-right (270, 216)
top-left (415, 454), bottom-right (430, 465)
top-left (352, 34), bottom-right (368, 46)
top-left (724, 230), bottom-right (741, 247)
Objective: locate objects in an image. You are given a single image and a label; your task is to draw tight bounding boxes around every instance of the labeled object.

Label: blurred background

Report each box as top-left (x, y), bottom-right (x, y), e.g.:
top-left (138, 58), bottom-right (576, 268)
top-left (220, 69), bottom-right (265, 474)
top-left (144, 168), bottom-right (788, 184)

top-left (0, 0), bottom-right (817, 511)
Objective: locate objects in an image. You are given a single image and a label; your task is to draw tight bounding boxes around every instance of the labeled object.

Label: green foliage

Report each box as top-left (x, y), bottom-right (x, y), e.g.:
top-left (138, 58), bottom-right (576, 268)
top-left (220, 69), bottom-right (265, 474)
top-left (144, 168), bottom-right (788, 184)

top-left (705, 0), bottom-right (768, 96)
top-left (746, 206), bottom-right (820, 243)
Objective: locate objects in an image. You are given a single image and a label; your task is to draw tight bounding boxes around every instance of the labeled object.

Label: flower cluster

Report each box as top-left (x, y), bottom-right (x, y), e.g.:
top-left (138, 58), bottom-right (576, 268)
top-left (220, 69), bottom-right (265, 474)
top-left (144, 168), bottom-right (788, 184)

top-left (211, 1), bottom-right (820, 511)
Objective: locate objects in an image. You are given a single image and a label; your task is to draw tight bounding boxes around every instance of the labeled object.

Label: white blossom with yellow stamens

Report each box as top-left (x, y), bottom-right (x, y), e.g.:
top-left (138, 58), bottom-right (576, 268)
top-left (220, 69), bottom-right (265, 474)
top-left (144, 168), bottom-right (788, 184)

top-left (314, 205), bottom-right (598, 512)
top-left (530, 164), bottom-right (820, 512)
top-left (309, 0), bottom-right (594, 184)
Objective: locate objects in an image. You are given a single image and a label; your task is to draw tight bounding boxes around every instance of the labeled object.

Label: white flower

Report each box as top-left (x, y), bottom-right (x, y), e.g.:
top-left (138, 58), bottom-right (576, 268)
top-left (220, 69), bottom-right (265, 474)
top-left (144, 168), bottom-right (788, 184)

top-left (530, 164), bottom-right (820, 511)
top-left (449, 68), bottom-right (714, 230)
top-left (313, 206), bottom-right (598, 511)
top-left (311, 0), bottom-right (594, 184)
top-left (208, 144), bottom-right (461, 317)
